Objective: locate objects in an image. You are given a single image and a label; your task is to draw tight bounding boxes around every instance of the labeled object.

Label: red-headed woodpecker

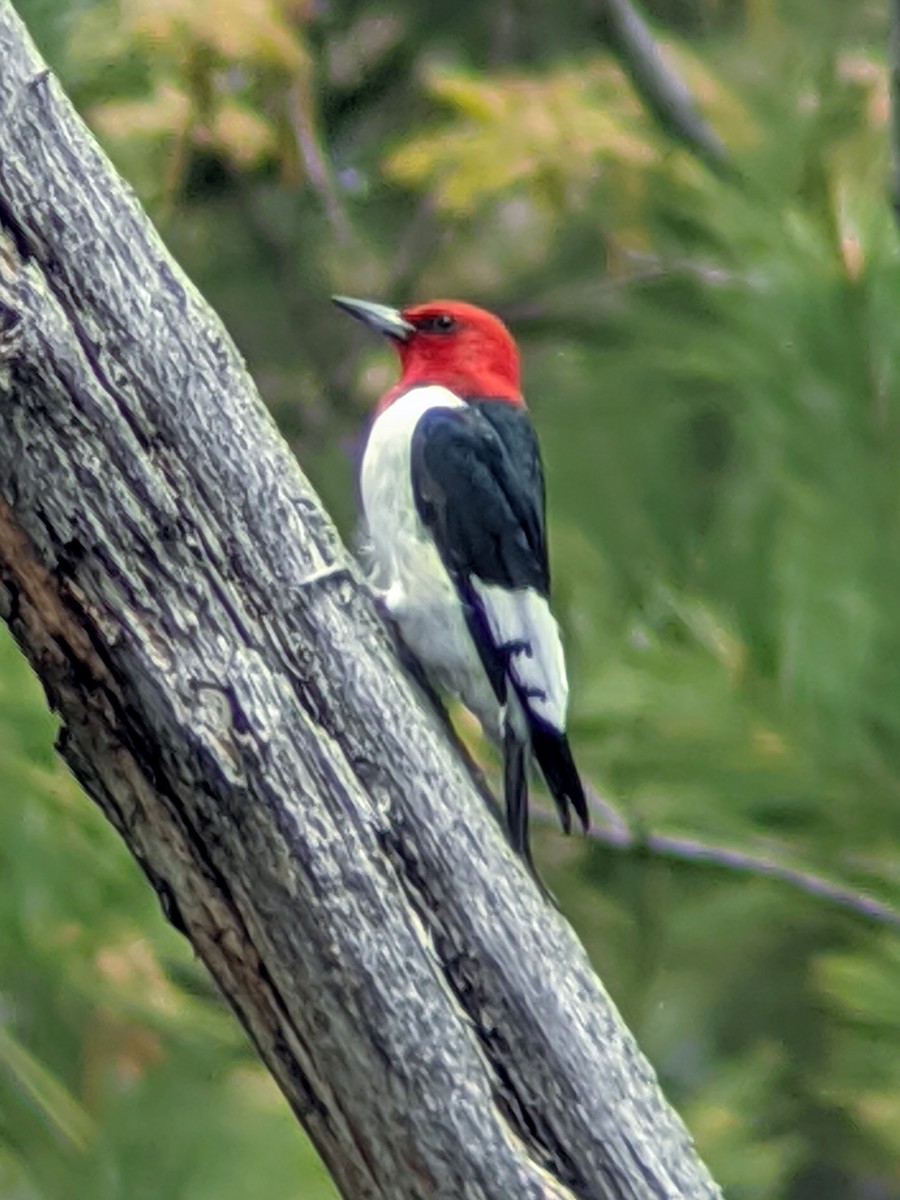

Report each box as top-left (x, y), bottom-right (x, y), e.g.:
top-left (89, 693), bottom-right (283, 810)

top-left (334, 295), bottom-right (588, 880)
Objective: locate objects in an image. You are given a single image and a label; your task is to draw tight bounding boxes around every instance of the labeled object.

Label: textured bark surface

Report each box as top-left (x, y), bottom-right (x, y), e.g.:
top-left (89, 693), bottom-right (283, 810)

top-left (0, 5), bottom-right (722, 1199)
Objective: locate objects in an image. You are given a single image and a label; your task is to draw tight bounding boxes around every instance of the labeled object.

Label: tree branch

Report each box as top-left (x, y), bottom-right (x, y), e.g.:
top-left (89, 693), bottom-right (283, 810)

top-left (287, 75), bottom-right (354, 245)
top-left (0, 4), bottom-right (720, 1199)
top-left (890, 0), bottom-right (900, 222)
top-left (595, 0), bottom-right (732, 176)
top-left (573, 788), bottom-right (900, 929)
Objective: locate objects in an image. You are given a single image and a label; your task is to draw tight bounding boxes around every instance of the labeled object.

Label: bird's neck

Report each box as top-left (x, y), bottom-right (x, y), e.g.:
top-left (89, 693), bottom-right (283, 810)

top-left (378, 369), bottom-right (523, 414)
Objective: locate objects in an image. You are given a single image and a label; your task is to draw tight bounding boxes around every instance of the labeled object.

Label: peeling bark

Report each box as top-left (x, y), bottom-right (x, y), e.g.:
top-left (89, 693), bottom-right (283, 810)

top-left (0, 5), bottom-right (722, 1199)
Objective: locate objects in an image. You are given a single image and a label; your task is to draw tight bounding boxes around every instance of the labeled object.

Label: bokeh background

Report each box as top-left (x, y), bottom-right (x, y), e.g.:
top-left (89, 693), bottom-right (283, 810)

top-left (2, 0), bottom-right (899, 1197)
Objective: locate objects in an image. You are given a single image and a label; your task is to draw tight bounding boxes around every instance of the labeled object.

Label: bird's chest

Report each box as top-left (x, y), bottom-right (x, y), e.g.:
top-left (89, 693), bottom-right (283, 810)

top-left (359, 387), bottom-right (469, 653)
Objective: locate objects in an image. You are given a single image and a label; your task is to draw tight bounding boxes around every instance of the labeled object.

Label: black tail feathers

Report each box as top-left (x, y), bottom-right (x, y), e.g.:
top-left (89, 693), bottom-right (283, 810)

top-left (500, 715), bottom-right (587, 898)
top-left (502, 721), bottom-right (532, 869)
top-left (503, 721), bottom-right (556, 899)
top-left (529, 723), bottom-right (589, 836)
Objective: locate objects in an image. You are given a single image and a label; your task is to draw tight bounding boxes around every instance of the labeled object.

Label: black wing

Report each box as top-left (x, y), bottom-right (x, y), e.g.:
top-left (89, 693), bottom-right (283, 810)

top-left (410, 402), bottom-right (548, 600)
top-left (470, 399), bottom-right (549, 588)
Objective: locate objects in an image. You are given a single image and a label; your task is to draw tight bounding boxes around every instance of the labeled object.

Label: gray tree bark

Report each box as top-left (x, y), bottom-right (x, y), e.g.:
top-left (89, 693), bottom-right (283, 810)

top-left (0, 5), bottom-right (721, 1199)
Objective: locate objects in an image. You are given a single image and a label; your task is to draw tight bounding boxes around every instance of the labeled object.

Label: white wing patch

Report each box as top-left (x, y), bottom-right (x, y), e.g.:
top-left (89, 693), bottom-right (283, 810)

top-left (471, 579), bottom-right (569, 732)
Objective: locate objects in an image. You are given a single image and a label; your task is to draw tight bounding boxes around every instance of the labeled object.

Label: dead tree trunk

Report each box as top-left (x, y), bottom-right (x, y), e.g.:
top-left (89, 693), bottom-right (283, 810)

top-left (0, 5), bottom-right (721, 1198)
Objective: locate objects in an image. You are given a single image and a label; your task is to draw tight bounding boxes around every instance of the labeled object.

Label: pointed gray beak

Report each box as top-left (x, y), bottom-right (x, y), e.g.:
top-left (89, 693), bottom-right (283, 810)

top-left (332, 295), bottom-right (414, 341)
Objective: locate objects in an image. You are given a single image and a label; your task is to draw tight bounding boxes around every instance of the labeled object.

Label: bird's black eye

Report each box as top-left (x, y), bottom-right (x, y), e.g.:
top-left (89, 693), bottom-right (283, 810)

top-left (416, 313), bottom-right (457, 334)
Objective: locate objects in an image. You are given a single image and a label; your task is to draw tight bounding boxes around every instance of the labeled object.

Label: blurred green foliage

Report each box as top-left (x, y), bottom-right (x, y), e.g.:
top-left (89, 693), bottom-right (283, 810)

top-left (3, 0), bottom-right (900, 1196)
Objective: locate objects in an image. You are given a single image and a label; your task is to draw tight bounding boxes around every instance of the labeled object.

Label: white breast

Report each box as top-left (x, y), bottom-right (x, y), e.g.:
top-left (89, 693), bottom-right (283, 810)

top-left (360, 384), bottom-right (464, 593)
top-left (360, 386), bottom-right (500, 732)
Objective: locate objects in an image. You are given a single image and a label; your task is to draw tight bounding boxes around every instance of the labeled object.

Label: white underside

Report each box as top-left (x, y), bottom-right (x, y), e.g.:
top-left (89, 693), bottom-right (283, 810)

top-left (360, 385), bottom-right (568, 737)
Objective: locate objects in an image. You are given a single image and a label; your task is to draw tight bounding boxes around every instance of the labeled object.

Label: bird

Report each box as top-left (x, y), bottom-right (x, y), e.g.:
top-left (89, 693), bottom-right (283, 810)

top-left (333, 294), bottom-right (588, 883)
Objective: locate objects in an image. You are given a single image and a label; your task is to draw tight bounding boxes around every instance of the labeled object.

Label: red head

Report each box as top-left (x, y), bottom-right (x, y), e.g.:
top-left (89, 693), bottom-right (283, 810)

top-left (333, 295), bottom-right (522, 410)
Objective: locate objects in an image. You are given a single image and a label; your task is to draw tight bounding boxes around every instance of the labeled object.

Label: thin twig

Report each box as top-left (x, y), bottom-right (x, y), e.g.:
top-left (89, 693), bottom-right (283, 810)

top-left (584, 782), bottom-right (633, 841)
top-left (638, 831), bottom-right (900, 928)
top-left (288, 77), bottom-right (353, 245)
top-left (535, 784), bottom-right (900, 929)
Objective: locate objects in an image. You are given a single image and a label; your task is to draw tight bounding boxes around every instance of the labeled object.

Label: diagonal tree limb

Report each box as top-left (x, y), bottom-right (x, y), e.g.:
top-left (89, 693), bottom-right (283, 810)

top-left (0, 4), bottom-right (720, 1199)
top-left (595, 0), bottom-right (733, 176)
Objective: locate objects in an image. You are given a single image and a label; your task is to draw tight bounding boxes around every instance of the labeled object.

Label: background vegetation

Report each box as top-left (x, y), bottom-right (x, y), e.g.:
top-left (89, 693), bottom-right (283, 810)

top-left (2, 0), bottom-right (899, 1196)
